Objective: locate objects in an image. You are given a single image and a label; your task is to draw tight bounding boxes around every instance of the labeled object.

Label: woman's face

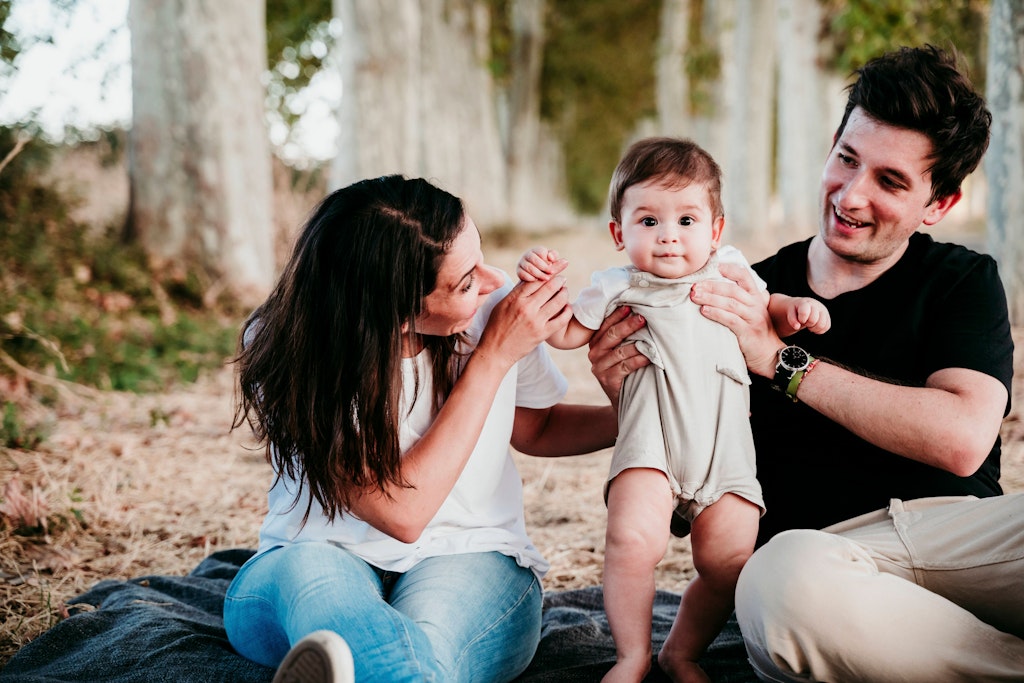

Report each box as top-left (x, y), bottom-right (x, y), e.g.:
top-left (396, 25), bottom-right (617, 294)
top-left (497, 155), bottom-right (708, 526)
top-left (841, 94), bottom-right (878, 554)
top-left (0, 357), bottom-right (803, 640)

top-left (409, 216), bottom-right (503, 347)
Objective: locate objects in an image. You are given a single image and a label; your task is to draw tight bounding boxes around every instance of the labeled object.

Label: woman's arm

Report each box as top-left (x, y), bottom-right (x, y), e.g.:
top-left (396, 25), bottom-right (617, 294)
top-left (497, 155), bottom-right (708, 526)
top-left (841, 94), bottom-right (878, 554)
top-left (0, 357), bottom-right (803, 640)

top-left (347, 276), bottom-right (572, 542)
top-left (511, 403), bottom-right (618, 457)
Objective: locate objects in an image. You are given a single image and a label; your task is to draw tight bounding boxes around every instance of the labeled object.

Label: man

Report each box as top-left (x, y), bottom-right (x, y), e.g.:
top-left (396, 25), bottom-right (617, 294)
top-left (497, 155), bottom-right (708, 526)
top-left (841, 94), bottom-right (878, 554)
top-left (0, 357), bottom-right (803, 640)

top-left (589, 45), bottom-right (1024, 681)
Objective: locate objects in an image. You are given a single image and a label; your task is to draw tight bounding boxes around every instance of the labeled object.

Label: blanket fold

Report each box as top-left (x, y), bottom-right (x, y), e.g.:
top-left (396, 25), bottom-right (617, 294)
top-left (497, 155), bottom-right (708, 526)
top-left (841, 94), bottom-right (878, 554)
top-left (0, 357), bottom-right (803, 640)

top-left (1, 549), bottom-right (756, 683)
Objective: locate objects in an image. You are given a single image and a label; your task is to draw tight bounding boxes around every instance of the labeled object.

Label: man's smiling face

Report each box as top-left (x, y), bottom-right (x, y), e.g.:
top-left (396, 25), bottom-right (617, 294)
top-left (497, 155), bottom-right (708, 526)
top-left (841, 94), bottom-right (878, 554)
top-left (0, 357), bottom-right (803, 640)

top-left (819, 106), bottom-right (958, 266)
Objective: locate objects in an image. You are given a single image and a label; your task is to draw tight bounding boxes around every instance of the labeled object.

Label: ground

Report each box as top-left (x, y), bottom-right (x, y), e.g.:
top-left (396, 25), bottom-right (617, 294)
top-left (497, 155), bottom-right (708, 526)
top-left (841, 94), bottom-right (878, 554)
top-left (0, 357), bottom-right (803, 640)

top-left (1, 227), bottom-right (1022, 666)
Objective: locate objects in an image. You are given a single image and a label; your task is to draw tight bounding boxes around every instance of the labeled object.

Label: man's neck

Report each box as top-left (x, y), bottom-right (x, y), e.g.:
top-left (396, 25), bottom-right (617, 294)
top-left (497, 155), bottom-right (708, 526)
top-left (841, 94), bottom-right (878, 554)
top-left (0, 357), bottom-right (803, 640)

top-left (806, 236), bottom-right (910, 299)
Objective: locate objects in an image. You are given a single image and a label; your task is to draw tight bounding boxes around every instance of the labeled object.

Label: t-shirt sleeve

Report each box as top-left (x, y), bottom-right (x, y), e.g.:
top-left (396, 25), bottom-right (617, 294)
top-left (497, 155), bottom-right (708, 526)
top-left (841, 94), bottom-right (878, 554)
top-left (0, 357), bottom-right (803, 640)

top-left (515, 342), bottom-right (569, 409)
top-left (573, 267), bottom-right (630, 329)
top-left (924, 253), bottom-right (1013, 406)
top-left (718, 245), bottom-right (768, 292)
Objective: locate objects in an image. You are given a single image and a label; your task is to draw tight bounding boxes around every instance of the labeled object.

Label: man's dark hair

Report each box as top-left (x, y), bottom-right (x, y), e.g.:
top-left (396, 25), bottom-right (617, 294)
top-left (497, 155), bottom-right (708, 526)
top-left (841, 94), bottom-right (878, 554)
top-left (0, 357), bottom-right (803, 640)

top-left (836, 44), bottom-right (991, 203)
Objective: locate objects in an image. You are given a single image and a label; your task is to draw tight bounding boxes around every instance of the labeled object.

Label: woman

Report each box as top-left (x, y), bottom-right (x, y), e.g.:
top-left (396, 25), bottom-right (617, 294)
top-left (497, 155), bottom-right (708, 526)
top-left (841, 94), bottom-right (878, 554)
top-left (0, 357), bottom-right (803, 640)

top-left (225, 175), bottom-right (618, 683)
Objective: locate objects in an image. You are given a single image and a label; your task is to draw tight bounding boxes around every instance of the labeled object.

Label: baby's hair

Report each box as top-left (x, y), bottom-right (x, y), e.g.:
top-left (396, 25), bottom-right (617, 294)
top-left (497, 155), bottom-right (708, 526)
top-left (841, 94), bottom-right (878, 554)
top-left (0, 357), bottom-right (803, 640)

top-left (608, 137), bottom-right (723, 224)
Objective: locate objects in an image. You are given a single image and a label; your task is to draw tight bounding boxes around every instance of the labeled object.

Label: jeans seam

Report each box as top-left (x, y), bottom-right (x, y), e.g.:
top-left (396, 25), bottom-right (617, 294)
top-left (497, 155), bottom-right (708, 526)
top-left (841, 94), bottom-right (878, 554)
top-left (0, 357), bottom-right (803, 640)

top-left (450, 573), bottom-right (540, 677)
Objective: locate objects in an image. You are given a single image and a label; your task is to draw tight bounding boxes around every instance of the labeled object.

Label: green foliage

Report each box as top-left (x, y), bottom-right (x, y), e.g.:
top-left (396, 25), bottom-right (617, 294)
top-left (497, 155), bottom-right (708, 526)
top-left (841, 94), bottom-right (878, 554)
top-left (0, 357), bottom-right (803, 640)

top-left (0, 127), bottom-right (240, 398)
top-left (540, 0), bottom-right (660, 213)
top-left (484, 0), bottom-right (513, 83)
top-left (1, 401), bottom-right (49, 449)
top-left (265, 0), bottom-right (335, 131)
top-left (822, 0), bottom-right (989, 86)
top-left (0, 0), bottom-right (20, 75)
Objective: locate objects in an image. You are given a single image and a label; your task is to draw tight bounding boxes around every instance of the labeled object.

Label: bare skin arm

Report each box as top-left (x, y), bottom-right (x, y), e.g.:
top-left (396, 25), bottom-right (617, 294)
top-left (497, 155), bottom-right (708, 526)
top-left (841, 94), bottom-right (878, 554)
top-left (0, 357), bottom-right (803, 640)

top-left (511, 402), bottom-right (618, 457)
top-left (517, 246), bottom-right (595, 350)
top-left (767, 292), bottom-right (831, 338)
top-left (691, 261), bottom-right (1007, 476)
top-left (346, 275), bottom-right (573, 542)
top-left (547, 316), bottom-right (597, 350)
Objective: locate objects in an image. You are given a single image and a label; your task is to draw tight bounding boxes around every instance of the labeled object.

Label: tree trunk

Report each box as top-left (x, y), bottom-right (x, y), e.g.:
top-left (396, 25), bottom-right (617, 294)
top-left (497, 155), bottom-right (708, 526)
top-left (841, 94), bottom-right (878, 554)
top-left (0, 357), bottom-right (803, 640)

top-left (720, 0), bottom-right (776, 246)
top-left (775, 0), bottom-right (826, 242)
top-left (505, 0), bottom-right (571, 229)
top-left (692, 0), bottom-right (730, 162)
top-left (333, 0), bottom-right (509, 228)
top-left (128, 0), bottom-right (275, 307)
top-left (656, 0), bottom-right (691, 136)
top-left (985, 0), bottom-right (1024, 324)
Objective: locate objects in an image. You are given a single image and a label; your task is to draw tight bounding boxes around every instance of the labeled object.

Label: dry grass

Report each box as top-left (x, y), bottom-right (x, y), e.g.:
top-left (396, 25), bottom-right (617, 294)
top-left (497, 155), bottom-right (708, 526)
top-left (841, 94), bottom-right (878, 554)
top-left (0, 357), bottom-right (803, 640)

top-left (2, 226), bottom-right (1022, 668)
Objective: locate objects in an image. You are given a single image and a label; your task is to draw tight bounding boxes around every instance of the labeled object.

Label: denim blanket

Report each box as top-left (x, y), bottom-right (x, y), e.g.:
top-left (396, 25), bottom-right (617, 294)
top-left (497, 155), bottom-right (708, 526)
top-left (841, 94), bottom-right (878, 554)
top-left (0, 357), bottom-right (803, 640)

top-left (0, 549), bottom-right (756, 683)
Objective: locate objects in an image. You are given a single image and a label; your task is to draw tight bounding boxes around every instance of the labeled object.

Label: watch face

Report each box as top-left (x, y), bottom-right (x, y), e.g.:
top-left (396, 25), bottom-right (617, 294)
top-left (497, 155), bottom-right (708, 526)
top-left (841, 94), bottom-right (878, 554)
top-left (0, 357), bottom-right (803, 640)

top-left (779, 345), bottom-right (809, 372)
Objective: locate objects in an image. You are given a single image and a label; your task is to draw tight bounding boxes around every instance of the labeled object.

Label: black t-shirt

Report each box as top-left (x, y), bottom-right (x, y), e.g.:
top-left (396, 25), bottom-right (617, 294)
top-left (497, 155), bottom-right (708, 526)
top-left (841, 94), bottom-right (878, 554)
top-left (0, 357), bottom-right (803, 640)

top-left (751, 232), bottom-right (1014, 546)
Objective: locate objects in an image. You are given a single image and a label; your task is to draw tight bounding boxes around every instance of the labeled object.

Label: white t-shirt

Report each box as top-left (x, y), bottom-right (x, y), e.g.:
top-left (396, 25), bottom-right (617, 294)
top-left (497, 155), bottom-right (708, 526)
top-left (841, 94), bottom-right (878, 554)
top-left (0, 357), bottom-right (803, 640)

top-left (255, 276), bottom-right (567, 579)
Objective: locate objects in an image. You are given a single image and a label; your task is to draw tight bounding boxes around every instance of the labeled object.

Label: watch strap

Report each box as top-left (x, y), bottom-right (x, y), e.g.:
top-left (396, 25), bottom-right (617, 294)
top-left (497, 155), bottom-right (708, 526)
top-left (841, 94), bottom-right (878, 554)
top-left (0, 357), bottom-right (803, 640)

top-left (784, 370), bottom-right (805, 400)
top-left (785, 357), bottom-right (819, 402)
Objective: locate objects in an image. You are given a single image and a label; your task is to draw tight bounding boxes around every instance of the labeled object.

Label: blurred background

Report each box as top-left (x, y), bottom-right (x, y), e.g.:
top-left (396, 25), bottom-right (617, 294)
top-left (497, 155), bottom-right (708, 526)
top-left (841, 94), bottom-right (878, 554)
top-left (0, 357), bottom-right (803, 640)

top-left (0, 0), bottom-right (1021, 430)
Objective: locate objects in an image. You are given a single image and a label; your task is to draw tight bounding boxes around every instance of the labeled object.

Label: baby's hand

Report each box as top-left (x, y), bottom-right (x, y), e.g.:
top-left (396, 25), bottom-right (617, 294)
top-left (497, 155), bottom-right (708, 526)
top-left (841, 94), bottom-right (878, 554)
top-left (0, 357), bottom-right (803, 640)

top-left (516, 247), bottom-right (566, 282)
top-left (790, 298), bottom-right (831, 334)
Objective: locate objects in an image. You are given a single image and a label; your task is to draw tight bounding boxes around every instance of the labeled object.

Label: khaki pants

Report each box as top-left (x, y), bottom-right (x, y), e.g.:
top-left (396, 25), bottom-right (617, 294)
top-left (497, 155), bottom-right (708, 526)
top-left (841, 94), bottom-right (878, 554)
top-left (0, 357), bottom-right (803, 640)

top-left (736, 494), bottom-right (1024, 682)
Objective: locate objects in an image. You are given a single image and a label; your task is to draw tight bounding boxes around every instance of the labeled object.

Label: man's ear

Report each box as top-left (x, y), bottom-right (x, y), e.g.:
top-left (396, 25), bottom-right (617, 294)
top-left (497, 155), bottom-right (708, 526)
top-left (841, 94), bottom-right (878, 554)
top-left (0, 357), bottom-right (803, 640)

top-left (922, 190), bottom-right (962, 227)
top-left (609, 221), bottom-right (625, 251)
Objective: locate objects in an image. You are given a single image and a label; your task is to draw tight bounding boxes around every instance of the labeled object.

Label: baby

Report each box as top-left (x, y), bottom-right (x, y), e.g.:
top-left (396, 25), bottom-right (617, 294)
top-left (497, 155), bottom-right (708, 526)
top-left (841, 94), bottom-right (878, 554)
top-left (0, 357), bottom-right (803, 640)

top-left (517, 137), bottom-right (830, 683)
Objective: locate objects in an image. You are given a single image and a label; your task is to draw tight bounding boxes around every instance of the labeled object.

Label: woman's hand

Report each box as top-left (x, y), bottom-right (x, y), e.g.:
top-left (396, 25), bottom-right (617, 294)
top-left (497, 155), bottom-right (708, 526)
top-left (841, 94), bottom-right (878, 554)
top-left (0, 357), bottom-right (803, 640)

top-left (476, 269), bottom-right (573, 368)
top-left (690, 262), bottom-right (782, 378)
top-left (587, 306), bottom-right (650, 409)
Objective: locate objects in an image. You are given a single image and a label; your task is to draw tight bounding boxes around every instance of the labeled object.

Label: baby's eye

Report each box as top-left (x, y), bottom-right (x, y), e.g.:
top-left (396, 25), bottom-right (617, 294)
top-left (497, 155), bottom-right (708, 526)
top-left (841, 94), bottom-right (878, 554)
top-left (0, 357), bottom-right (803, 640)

top-left (642, 217), bottom-right (657, 227)
top-left (679, 216), bottom-right (694, 226)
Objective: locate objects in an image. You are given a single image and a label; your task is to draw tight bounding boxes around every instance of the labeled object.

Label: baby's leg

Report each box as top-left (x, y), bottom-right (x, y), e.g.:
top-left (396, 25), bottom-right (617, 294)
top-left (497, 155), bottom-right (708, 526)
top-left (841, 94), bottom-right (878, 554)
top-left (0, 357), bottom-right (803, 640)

top-left (602, 468), bottom-right (674, 683)
top-left (658, 493), bottom-right (759, 683)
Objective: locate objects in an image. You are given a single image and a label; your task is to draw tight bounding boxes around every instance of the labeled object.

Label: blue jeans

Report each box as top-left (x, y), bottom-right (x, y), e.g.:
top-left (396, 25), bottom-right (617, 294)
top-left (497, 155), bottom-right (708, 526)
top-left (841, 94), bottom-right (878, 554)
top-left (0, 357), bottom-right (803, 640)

top-left (224, 543), bottom-right (542, 682)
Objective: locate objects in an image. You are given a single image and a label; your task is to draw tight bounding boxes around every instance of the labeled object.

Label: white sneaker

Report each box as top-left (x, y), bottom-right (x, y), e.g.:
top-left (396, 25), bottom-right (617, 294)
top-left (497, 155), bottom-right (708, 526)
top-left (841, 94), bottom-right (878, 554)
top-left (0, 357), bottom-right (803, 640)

top-left (272, 630), bottom-right (355, 683)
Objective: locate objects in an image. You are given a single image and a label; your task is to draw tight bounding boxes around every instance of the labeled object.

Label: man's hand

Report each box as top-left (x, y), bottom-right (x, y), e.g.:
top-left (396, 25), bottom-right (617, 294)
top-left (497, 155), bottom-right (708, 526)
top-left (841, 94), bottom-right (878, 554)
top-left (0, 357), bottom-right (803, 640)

top-left (690, 262), bottom-right (782, 378)
top-left (587, 306), bottom-right (650, 409)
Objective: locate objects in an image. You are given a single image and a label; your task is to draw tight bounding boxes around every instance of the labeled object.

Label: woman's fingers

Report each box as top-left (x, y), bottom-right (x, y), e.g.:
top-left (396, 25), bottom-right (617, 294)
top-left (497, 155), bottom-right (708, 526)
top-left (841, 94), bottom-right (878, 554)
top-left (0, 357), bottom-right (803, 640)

top-left (480, 276), bottom-right (570, 361)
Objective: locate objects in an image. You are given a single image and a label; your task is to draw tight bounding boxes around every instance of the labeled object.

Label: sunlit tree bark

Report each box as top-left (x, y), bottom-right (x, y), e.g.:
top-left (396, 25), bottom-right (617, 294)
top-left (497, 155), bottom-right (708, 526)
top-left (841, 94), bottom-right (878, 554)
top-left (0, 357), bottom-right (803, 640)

top-left (986, 0), bottom-right (1024, 323)
top-left (775, 0), bottom-right (827, 242)
top-left (128, 0), bottom-right (274, 306)
top-left (719, 0), bottom-right (776, 245)
top-left (504, 0), bottom-right (573, 229)
top-left (656, 0), bottom-right (691, 136)
top-left (333, 0), bottom-right (508, 227)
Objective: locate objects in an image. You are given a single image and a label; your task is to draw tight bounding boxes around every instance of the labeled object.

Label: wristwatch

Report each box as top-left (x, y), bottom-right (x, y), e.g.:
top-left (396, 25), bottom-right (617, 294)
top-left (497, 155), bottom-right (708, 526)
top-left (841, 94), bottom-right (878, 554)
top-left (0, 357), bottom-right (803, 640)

top-left (772, 345), bottom-right (814, 401)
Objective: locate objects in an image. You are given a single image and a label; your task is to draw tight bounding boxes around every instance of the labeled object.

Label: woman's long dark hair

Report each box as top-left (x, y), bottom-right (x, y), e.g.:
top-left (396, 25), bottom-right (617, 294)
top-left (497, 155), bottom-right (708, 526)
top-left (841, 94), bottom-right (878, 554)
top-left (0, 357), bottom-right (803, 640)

top-left (233, 175), bottom-right (468, 523)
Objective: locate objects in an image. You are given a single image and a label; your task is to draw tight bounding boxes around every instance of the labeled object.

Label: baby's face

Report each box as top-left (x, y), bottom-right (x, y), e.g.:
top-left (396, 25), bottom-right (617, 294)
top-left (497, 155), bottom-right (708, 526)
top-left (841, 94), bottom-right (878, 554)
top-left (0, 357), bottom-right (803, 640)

top-left (610, 179), bottom-right (723, 279)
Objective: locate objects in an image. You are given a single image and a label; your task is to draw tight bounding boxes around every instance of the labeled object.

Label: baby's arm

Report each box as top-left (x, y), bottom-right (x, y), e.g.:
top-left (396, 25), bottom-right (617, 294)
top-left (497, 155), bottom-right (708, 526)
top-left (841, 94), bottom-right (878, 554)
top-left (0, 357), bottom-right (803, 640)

top-left (546, 316), bottom-right (595, 350)
top-left (517, 246), bottom-right (593, 349)
top-left (768, 293), bottom-right (831, 337)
